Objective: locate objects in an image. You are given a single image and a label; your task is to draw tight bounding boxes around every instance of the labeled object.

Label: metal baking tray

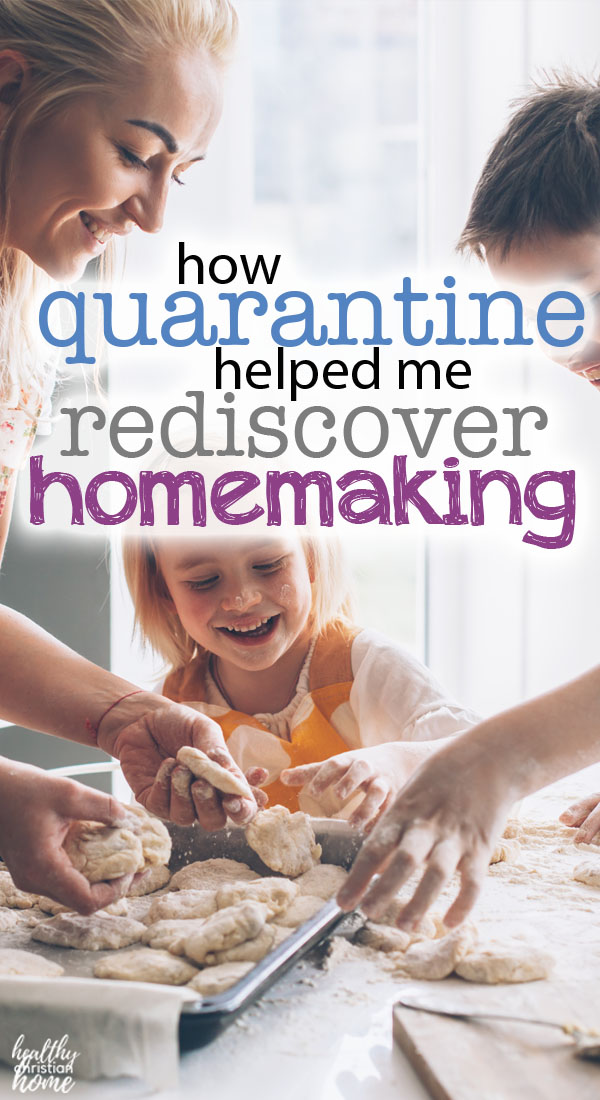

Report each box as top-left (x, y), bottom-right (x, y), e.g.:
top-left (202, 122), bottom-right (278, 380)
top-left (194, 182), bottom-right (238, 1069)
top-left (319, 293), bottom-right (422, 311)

top-left (169, 820), bottom-right (364, 1047)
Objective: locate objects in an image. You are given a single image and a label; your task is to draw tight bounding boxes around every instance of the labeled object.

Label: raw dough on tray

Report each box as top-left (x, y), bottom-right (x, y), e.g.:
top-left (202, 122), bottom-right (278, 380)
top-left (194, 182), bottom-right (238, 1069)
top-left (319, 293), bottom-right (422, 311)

top-left (0, 948), bottom-right (64, 977)
top-left (246, 807), bottom-right (322, 877)
top-left (295, 864), bottom-right (348, 900)
top-left (216, 877), bottom-right (298, 918)
top-left (127, 864), bottom-right (171, 896)
top-left (183, 900), bottom-right (268, 964)
top-left (205, 923), bottom-right (290, 966)
top-left (33, 913), bottom-right (146, 951)
top-left (170, 858), bottom-right (258, 892)
top-left (456, 942), bottom-right (554, 984)
top-left (176, 746), bottom-right (252, 798)
top-left (94, 948), bottom-right (198, 985)
top-left (148, 889), bottom-right (218, 922)
top-left (0, 909), bottom-right (19, 931)
top-left (141, 918), bottom-right (211, 954)
top-left (0, 870), bottom-right (39, 908)
top-left (188, 960), bottom-right (254, 996)
top-left (275, 895), bottom-right (324, 929)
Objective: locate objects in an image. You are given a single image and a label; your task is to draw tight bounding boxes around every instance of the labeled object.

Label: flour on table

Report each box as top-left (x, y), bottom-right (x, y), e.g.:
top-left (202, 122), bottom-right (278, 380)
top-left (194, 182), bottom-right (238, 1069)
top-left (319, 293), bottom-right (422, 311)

top-left (246, 807), bottom-right (322, 877)
top-left (94, 948), bottom-right (198, 985)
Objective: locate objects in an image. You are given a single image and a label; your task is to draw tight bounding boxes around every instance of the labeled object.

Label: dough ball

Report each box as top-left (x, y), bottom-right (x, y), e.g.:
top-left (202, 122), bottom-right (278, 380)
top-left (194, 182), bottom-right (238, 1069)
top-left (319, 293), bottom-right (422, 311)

top-left (183, 901), bottom-right (268, 965)
top-left (295, 864), bottom-right (348, 900)
top-left (63, 821), bottom-right (143, 883)
top-left (216, 878), bottom-right (298, 919)
top-left (33, 913), bottom-right (146, 951)
top-left (0, 908), bottom-right (19, 932)
top-left (245, 807), bottom-right (322, 877)
top-left (188, 961), bottom-right (254, 996)
top-left (275, 895), bottom-right (324, 929)
top-left (170, 858), bottom-right (258, 892)
top-left (147, 889), bottom-right (218, 923)
top-left (0, 870), bottom-right (39, 908)
top-left (489, 838), bottom-right (521, 865)
top-left (205, 924), bottom-right (277, 965)
top-left (356, 921), bottom-right (413, 953)
top-left (176, 747), bottom-right (252, 798)
top-left (0, 949), bottom-right (64, 977)
top-left (94, 948), bottom-right (198, 985)
top-left (456, 942), bottom-right (554, 984)
top-left (122, 804), bottom-right (172, 867)
top-left (573, 861), bottom-right (600, 887)
top-left (141, 918), bottom-right (210, 955)
top-left (393, 923), bottom-right (476, 981)
top-left (127, 864), bottom-right (171, 896)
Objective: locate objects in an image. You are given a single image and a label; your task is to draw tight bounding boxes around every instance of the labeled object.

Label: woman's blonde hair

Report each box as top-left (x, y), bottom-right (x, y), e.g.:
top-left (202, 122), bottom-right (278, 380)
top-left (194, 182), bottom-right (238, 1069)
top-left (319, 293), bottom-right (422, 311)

top-left (122, 533), bottom-right (355, 672)
top-left (0, 0), bottom-right (237, 407)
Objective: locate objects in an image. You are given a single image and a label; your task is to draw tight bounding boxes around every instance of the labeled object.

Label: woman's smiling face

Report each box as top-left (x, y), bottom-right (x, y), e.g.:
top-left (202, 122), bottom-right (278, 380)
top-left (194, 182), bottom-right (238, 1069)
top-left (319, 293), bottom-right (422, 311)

top-left (5, 48), bottom-right (223, 280)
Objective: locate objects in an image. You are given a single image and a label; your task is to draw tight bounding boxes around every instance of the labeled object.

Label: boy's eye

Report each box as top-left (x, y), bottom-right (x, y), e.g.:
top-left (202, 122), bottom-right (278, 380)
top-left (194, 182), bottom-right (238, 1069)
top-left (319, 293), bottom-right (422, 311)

top-left (187, 575), bottom-right (219, 591)
top-left (253, 557), bottom-right (285, 573)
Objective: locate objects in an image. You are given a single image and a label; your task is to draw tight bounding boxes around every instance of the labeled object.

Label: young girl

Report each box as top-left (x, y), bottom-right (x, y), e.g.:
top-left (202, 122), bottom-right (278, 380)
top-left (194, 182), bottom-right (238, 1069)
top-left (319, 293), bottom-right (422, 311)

top-left (123, 531), bottom-right (478, 830)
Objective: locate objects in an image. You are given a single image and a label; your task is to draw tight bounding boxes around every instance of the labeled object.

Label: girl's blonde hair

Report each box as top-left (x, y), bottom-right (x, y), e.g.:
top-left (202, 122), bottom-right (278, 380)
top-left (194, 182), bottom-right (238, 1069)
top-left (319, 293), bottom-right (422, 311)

top-left (0, 0), bottom-right (237, 407)
top-left (122, 534), bottom-right (355, 672)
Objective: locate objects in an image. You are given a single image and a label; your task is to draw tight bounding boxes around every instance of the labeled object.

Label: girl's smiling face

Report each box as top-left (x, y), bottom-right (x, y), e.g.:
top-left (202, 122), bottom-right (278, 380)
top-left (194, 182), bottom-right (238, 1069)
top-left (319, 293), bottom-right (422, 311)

top-left (4, 47), bottom-right (223, 280)
top-left (156, 537), bottom-right (314, 680)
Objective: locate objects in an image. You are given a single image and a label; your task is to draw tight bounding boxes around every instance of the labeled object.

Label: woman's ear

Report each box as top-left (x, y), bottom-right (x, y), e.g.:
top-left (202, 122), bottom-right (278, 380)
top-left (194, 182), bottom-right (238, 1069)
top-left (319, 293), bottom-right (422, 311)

top-left (0, 51), bottom-right (29, 110)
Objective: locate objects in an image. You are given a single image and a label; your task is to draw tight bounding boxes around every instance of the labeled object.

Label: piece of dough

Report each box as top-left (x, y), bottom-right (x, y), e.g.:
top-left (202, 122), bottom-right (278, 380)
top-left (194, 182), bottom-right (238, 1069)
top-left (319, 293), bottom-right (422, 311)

top-left (170, 858), bottom-right (258, 892)
top-left (393, 924), bottom-right (476, 981)
top-left (0, 870), bottom-right (39, 909)
top-left (295, 864), bottom-right (348, 900)
top-left (275, 895), bottom-right (324, 929)
top-left (216, 878), bottom-right (298, 919)
top-left (356, 921), bottom-right (413, 953)
top-left (122, 804), bottom-right (172, 867)
top-left (183, 901), bottom-right (268, 964)
top-left (141, 918), bottom-right (210, 954)
top-left (0, 948), bottom-right (64, 977)
top-left (63, 821), bottom-right (144, 883)
top-left (573, 861), bottom-right (600, 887)
top-left (94, 948), bottom-right (198, 985)
top-left (0, 909), bottom-right (19, 931)
top-left (33, 913), bottom-right (146, 951)
top-left (205, 924), bottom-right (275, 965)
top-left (456, 943), bottom-right (554, 984)
top-left (245, 807), bottom-right (322, 877)
top-left (176, 746), bottom-right (252, 798)
top-left (188, 961), bottom-right (254, 996)
top-left (490, 838), bottom-right (521, 865)
top-left (377, 900), bottom-right (437, 941)
top-left (127, 864), bottom-right (171, 896)
top-left (148, 889), bottom-right (218, 923)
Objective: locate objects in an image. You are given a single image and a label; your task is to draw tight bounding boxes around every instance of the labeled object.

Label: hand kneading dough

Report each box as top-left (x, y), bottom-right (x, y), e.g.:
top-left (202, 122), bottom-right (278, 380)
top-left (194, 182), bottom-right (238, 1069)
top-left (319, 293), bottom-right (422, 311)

top-left (127, 864), bottom-right (171, 896)
top-left (0, 948), bottom-right (64, 977)
top-left (141, 918), bottom-right (211, 954)
top-left (33, 913), bottom-right (146, 950)
top-left (63, 822), bottom-right (144, 882)
top-left (393, 924), bottom-right (476, 981)
top-left (456, 942), bottom-right (554, 984)
top-left (170, 858), bottom-right (258, 892)
top-left (216, 878), bottom-right (298, 919)
top-left (183, 900), bottom-right (268, 964)
top-left (245, 807), bottom-right (322, 877)
top-left (148, 889), bottom-right (218, 922)
top-left (275, 895), bottom-right (324, 929)
top-left (295, 864), bottom-right (348, 900)
top-left (176, 746), bottom-right (252, 798)
top-left (573, 861), bottom-right (600, 887)
top-left (94, 948), bottom-right (198, 985)
top-left (0, 870), bottom-right (39, 908)
top-left (188, 961), bottom-right (254, 996)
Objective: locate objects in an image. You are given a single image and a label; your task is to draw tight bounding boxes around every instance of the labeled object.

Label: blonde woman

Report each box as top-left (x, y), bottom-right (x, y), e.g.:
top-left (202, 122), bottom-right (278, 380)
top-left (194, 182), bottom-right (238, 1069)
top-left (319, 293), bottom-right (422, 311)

top-left (0, 0), bottom-right (261, 914)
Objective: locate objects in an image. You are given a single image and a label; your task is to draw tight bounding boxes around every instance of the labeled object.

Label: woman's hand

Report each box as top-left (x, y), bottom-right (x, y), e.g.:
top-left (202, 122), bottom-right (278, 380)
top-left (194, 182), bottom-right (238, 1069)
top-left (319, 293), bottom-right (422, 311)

top-left (336, 737), bottom-right (516, 929)
top-left (560, 792), bottom-right (600, 844)
top-left (281, 743), bottom-right (437, 831)
top-left (98, 697), bottom-right (265, 829)
top-left (0, 759), bottom-right (134, 914)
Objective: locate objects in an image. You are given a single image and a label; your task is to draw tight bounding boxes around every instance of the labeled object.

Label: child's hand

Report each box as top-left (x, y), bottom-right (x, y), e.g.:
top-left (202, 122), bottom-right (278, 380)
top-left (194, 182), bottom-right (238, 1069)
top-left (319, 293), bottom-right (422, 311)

top-left (98, 697), bottom-right (264, 829)
top-left (281, 743), bottom-right (434, 830)
top-left (336, 736), bottom-right (515, 928)
top-left (0, 759), bottom-right (134, 914)
top-left (560, 792), bottom-right (600, 844)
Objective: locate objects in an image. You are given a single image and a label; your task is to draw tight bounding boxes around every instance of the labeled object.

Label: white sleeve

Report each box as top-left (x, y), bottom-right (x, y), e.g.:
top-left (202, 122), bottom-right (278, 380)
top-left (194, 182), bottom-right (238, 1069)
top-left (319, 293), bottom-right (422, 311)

top-left (348, 628), bottom-right (479, 747)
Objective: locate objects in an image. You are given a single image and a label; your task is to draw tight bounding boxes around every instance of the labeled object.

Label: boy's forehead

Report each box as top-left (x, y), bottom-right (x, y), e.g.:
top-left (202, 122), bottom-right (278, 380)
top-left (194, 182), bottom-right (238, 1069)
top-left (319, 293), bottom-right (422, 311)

top-left (486, 230), bottom-right (600, 292)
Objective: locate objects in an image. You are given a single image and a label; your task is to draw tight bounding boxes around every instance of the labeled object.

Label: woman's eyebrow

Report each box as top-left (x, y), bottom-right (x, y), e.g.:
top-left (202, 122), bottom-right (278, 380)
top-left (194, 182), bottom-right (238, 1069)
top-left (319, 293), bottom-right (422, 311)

top-left (125, 118), bottom-right (179, 154)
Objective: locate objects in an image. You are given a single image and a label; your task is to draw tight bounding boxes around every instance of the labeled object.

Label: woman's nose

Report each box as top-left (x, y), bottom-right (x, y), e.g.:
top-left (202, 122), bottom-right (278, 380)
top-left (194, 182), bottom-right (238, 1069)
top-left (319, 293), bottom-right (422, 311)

top-left (123, 176), bottom-right (169, 234)
top-left (221, 586), bottom-right (262, 613)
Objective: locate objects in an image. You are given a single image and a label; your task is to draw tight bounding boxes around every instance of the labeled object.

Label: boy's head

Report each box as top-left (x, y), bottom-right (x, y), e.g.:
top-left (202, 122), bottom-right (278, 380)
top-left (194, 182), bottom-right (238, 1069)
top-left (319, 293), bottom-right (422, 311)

top-left (459, 74), bottom-right (600, 385)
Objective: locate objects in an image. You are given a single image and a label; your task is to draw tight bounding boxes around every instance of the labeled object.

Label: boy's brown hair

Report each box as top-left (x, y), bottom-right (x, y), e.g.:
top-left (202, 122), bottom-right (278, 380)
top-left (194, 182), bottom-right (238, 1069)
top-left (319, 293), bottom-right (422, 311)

top-left (458, 74), bottom-right (600, 259)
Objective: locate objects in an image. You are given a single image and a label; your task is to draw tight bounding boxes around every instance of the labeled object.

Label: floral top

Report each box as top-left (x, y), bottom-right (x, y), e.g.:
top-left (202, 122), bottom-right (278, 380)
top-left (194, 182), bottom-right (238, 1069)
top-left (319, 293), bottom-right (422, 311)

top-left (0, 378), bottom-right (54, 518)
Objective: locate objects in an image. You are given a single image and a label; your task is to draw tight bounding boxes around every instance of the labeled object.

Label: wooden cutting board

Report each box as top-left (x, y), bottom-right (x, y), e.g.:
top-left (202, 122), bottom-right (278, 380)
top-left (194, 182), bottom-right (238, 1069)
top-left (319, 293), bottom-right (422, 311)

top-left (392, 979), bottom-right (600, 1100)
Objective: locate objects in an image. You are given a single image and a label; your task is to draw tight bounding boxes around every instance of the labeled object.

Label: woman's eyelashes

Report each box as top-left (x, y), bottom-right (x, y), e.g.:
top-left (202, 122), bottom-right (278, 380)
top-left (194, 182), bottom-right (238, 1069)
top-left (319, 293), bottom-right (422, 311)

top-left (115, 144), bottom-right (187, 185)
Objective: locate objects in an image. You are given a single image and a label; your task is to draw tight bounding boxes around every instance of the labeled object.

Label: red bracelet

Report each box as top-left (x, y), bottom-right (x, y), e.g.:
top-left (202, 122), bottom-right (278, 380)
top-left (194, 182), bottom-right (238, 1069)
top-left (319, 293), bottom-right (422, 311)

top-left (85, 690), bottom-right (143, 744)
